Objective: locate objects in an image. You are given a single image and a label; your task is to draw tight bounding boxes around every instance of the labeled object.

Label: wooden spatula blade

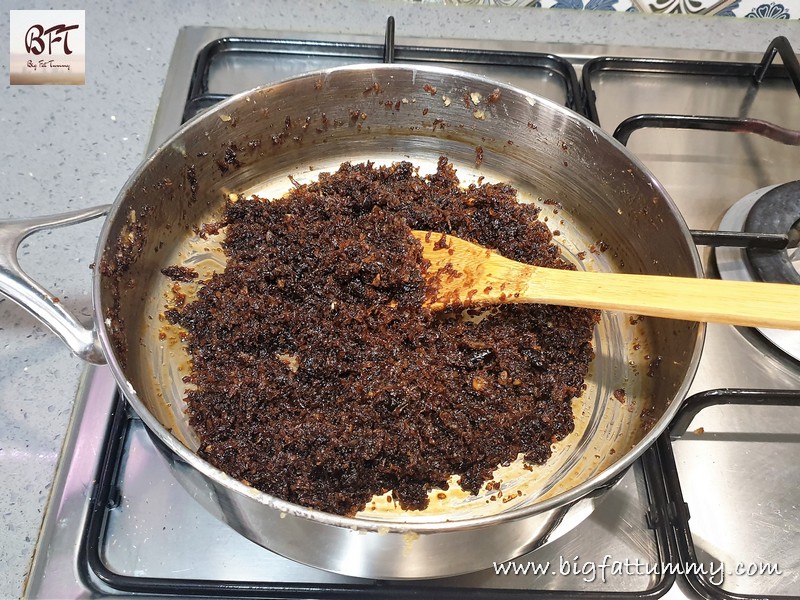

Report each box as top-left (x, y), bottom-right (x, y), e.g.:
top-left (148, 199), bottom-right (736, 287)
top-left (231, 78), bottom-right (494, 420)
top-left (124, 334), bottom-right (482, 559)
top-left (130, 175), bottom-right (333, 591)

top-left (410, 230), bottom-right (800, 329)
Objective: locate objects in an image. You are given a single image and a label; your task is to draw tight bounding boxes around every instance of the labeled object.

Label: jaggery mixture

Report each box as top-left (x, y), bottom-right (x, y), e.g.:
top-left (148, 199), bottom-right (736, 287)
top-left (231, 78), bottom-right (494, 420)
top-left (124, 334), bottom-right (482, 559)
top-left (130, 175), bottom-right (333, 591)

top-left (164, 158), bottom-right (599, 516)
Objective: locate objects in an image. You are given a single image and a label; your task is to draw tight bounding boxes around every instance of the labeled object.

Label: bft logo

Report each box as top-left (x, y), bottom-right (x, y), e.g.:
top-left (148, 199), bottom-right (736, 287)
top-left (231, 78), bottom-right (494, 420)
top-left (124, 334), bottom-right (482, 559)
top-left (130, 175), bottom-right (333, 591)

top-left (10, 10), bottom-right (85, 85)
top-left (25, 23), bottom-right (80, 56)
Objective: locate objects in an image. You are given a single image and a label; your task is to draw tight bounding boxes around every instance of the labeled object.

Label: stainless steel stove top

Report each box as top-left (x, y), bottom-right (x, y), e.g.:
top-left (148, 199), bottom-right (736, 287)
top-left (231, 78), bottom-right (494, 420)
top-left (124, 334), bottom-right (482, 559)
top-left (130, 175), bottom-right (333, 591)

top-left (24, 25), bottom-right (800, 599)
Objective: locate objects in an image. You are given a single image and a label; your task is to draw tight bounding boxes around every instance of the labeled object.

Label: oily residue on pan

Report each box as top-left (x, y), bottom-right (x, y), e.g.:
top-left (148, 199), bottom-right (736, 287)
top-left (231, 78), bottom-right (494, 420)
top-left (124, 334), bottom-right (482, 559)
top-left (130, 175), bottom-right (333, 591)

top-left (99, 207), bottom-right (151, 365)
top-left (163, 158), bottom-right (599, 517)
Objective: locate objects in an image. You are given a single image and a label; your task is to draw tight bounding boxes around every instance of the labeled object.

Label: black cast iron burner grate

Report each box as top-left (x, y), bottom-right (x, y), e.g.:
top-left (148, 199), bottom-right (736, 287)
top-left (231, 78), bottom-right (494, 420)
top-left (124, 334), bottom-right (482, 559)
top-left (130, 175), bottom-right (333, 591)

top-left (75, 24), bottom-right (800, 598)
top-left (77, 390), bottom-right (800, 598)
top-left (582, 35), bottom-right (800, 253)
top-left (658, 390), bottom-right (800, 600)
top-left (582, 39), bottom-right (800, 592)
top-left (182, 17), bottom-right (584, 123)
top-left (78, 393), bottom-right (677, 599)
top-left (77, 22), bottom-right (676, 598)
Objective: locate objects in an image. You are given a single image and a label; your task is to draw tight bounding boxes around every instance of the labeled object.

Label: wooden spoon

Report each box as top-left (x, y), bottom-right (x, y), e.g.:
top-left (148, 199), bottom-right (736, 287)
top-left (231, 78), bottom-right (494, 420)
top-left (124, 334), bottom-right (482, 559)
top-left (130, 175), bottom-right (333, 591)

top-left (411, 230), bottom-right (800, 330)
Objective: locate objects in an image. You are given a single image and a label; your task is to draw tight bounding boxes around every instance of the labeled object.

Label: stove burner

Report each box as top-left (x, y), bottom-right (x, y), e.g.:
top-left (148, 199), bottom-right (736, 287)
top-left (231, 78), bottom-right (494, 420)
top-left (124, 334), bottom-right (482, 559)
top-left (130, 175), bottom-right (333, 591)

top-left (744, 180), bottom-right (800, 285)
top-left (717, 185), bottom-right (800, 362)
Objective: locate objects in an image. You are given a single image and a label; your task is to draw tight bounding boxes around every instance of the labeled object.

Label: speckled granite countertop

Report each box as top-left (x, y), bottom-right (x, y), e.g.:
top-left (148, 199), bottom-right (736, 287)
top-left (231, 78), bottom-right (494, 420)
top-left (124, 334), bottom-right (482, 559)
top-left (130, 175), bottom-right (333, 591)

top-left (0, 1), bottom-right (797, 597)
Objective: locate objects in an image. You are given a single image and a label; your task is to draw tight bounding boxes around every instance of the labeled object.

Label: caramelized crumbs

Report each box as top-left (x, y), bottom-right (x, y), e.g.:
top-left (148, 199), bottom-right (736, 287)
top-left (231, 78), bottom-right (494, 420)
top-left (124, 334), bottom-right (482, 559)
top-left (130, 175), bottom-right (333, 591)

top-left (161, 265), bottom-right (199, 282)
top-left (164, 158), bottom-right (599, 516)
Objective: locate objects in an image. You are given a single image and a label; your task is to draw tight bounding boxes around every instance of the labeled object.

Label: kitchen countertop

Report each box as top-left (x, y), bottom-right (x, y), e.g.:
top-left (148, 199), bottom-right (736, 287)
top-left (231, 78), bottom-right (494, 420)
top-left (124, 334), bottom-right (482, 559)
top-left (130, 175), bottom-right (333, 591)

top-left (0, 1), bottom-right (798, 597)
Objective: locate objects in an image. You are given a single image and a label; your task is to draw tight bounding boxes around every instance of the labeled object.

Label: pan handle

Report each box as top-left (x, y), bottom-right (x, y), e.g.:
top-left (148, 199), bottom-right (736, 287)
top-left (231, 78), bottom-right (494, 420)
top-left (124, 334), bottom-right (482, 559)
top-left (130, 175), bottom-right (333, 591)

top-left (0, 205), bottom-right (111, 364)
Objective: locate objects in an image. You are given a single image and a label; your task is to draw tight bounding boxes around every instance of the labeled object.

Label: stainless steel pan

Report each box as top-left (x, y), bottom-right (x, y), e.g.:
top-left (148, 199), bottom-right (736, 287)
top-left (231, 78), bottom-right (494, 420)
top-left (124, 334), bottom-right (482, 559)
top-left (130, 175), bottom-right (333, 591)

top-left (0, 65), bottom-right (703, 579)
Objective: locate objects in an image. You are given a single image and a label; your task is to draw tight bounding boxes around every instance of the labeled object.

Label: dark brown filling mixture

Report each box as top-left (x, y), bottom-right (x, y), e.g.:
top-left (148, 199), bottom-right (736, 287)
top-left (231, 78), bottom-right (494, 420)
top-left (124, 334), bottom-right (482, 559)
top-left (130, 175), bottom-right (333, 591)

top-left (164, 158), bottom-right (599, 516)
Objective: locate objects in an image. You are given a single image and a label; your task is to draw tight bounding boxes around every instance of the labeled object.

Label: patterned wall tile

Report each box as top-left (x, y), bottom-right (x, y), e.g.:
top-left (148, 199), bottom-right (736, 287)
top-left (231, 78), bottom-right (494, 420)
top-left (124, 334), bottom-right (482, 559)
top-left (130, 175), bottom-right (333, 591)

top-left (417, 0), bottom-right (800, 17)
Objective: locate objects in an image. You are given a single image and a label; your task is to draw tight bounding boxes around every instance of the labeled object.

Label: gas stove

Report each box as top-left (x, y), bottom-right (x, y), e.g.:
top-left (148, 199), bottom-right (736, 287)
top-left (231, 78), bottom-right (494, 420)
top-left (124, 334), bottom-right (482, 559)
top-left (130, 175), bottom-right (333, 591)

top-left (24, 23), bottom-right (800, 599)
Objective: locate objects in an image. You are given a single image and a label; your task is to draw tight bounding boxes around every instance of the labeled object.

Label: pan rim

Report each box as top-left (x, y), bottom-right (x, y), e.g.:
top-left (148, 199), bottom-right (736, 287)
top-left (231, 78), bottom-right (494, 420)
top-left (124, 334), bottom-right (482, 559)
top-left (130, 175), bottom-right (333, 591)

top-left (92, 62), bottom-right (706, 534)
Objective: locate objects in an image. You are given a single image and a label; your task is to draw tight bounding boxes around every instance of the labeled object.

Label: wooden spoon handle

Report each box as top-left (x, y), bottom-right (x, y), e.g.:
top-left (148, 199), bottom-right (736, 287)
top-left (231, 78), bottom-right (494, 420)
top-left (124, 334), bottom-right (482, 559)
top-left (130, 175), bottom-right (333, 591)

top-left (529, 267), bottom-right (800, 329)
